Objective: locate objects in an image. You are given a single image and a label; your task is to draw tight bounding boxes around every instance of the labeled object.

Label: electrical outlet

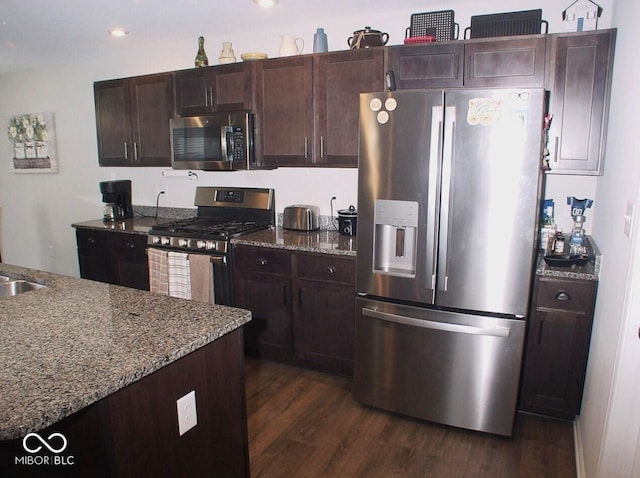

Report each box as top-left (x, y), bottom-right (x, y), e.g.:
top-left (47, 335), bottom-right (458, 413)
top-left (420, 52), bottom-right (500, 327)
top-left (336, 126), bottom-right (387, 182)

top-left (176, 390), bottom-right (197, 436)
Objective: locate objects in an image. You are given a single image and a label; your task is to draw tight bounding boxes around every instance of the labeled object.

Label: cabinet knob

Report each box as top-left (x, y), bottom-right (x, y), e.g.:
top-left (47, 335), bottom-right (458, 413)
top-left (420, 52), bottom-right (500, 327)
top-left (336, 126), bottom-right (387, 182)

top-left (126, 242), bottom-right (135, 249)
top-left (256, 258), bottom-right (267, 266)
top-left (87, 237), bottom-right (96, 244)
top-left (555, 291), bottom-right (571, 301)
top-left (323, 266), bottom-right (336, 275)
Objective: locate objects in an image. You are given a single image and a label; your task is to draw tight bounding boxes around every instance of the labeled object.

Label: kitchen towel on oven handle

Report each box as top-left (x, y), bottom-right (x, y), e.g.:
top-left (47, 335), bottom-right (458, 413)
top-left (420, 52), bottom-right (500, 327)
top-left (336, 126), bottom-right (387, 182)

top-left (188, 253), bottom-right (215, 304)
top-left (148, 248), bottom-right (169, 295)
top-left (168, 251), bottom-right (191, 299)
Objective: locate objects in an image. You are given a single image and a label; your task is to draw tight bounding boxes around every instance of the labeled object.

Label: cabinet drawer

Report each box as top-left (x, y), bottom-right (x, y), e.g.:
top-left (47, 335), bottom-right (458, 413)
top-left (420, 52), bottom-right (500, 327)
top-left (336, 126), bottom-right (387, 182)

top-left (536, 277), bottom-right (596, 313)
top-left (111, 234), bottom-right (148, 259)
top-left (297, 254), bottom-right (355, 284)
top-left (233, 246), bottom-right (291, 275)
top-left (76, 229), bottom-right (109, 256)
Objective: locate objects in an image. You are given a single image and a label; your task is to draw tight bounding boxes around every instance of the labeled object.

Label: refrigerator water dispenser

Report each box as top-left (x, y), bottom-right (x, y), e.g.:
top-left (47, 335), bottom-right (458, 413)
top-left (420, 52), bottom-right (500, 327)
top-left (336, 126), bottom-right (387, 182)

top-left (373, 200), bottom-right (419, 277)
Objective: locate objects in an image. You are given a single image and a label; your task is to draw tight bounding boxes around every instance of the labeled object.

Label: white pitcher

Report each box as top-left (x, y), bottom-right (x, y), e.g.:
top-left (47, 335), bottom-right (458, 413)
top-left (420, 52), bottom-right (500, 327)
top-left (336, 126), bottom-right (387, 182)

top-left (279, 35), bottom-right (304, 56)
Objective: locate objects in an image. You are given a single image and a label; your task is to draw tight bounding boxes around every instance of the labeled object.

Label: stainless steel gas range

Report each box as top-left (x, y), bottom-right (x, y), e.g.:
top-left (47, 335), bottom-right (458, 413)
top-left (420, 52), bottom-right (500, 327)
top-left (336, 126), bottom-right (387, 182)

top-left (147, 187), bottom-right (274, 305)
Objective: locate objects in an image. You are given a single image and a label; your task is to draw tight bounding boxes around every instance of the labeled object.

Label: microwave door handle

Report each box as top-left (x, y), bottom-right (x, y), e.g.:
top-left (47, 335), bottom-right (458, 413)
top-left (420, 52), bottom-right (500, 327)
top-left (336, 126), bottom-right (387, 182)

top-left (220, 126), bottom-right (231, 162)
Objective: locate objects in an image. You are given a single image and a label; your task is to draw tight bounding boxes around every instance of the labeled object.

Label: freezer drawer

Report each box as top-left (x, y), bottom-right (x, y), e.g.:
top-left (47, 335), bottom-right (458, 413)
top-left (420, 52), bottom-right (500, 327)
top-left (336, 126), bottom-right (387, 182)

top-left (353, 297), bottom-right (526, 436)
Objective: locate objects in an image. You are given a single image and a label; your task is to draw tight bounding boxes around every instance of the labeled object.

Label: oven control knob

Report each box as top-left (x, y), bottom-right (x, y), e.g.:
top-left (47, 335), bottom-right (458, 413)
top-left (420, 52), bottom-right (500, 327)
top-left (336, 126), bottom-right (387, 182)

top-left (178, 239), bottom-right (188, 248)
top-left (196, 240), bottom-right (206, 249)
top-left (151, 236), bottom-right (160, 244)
top-left (161, 237), bottom-right (170, 245)
top-left (206, 241), bottom-right (216, 250)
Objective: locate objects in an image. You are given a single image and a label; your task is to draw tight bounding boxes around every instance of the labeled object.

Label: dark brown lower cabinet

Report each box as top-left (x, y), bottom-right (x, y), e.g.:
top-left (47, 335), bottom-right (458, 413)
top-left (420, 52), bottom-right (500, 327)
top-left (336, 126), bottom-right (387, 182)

top-left (233, 245), bottom-right (355, 375)
top-left (75, 228), bottom-right (149, 291)
top-left (519, 276), bottom-right (597, 420)
top-left (0, 329), bottom-right (249, 478)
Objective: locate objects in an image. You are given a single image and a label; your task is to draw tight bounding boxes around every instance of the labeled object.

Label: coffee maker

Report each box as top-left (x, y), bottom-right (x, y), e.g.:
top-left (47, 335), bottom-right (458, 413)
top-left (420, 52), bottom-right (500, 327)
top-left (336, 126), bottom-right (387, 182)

top-left (100, 180), bottom-right (133, 221)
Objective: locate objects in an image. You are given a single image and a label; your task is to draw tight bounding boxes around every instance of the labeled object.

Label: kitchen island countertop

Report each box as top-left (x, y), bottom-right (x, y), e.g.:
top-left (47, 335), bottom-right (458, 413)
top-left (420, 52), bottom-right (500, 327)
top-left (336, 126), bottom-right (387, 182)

top-left (231, 226), bottom-right (357, 256)
top-left (0, 262), bottom-right (251, 441)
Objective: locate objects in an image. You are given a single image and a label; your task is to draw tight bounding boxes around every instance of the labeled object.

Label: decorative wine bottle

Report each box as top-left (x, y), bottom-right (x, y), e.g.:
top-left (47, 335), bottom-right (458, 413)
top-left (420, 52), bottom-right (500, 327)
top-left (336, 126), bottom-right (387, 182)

top-left (195, 36), bottom-right (209, 67)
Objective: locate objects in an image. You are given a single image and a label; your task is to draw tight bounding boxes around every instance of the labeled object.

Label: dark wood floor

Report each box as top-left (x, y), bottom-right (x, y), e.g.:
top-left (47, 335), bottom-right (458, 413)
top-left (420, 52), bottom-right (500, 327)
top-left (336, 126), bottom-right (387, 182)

top-left (245, 358), bottom-right (576, 478)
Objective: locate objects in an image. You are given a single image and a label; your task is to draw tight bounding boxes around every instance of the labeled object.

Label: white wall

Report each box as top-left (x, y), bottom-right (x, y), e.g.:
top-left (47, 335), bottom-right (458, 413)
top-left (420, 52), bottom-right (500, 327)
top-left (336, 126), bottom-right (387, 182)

top-left (576, 0), bottom-right (640, 476)
top-left (0, 0), bottom-right (613, 276)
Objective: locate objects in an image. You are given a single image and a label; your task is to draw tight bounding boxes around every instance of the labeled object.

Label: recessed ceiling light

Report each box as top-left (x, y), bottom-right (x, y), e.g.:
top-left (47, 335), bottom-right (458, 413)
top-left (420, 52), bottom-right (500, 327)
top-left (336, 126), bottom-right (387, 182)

top-left (254, 0), bottom-right (279, 7)
top-left (108, 28), bottom-right (129, 37)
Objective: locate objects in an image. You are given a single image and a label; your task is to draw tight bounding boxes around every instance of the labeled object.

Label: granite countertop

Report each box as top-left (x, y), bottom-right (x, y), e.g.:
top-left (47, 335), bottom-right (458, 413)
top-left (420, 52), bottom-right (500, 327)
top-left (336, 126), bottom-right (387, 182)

top-left (231, 227), bottom-right (357, 257)
top-left (72, 216), bottom-right (178, 235)
top-left (535, 235), bottom-right (601, 281)
top-left (0, 263), bottom-right (251, 441)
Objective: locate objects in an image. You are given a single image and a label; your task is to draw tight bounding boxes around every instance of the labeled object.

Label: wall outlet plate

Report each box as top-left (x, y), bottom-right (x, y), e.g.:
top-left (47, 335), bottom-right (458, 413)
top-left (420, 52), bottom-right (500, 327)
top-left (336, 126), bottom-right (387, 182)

top-left (176, 390), bottom-right (197, 436)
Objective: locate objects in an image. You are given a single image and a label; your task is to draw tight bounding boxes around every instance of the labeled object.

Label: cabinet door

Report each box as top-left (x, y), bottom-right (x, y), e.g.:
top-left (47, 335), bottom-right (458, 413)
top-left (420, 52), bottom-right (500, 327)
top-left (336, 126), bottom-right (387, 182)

top-left (76, 229), bottom-right (112, 283)
top-left (519, 277), bottom-right (597, 419)
top-left (387, 43), bottom-right (464, 89)
top-left (255, 57), bottom-right (313, 167)
top-left (95, 74), bottom-right (173, 167)
top-left (130, 73), bottom-right (173, 167)
top-left (293, 254), bottom-right (356, 374)
top-left (94, 79), bottom-right (132, 165)
top-left (234, 271), bottom-right (293, 360)
top-left (211, 63), bottom-right (253, 112)
top-left (233, 246), bottom-right (293, 360)
top-left (111, 233), bottom-right (150, 290)
top-left (174, 68), bottom-right (214, 115)
top-left (174, 64), bottom-right (253, 116)
top-left (547, 30), bottom-right (615, 175)
top-left (314, 49), bottom-right (385, 167)
top-left (464, 36), bottom-right (546, 87)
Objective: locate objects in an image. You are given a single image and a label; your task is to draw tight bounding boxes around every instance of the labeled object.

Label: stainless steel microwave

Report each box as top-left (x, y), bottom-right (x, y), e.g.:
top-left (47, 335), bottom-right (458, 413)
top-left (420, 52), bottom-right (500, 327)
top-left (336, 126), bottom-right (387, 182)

top-left (170, 113), bottom-right (255, 171)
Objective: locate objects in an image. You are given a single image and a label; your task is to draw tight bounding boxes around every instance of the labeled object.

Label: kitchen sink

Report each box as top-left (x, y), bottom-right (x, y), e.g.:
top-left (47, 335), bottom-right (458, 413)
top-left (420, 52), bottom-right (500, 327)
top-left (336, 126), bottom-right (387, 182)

top-left (0, 277), bottom-right (46, 298)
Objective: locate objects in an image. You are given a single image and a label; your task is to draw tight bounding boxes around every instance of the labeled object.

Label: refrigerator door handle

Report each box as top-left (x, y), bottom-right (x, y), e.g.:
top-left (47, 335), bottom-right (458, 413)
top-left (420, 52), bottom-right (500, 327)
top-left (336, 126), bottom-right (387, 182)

top-left (427, 106), bottom-right (443, 294)
top-left (362, 307), bottom-right (511, 338)
top-left (437, 106), bottom-right (456, 292)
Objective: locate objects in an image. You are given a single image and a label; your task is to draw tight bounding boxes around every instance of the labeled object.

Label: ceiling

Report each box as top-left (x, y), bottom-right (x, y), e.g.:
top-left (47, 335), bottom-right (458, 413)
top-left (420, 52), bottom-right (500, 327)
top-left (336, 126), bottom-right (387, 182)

top-left (0, 0), bottom-right (436, 76)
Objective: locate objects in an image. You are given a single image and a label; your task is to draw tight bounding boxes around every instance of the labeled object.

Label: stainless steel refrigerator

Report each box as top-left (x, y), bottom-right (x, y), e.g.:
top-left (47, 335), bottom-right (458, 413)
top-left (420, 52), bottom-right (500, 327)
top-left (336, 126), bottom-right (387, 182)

top-left (354, 88), bottom-right (545, 436)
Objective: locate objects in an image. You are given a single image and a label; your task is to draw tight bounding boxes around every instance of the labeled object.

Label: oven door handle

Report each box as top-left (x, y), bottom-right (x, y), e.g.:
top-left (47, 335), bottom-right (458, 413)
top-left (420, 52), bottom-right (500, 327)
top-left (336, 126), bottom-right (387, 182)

top-left (362, 307), bottom-right (511, 338)
top-left (209, 255), bottom-right (226, 265)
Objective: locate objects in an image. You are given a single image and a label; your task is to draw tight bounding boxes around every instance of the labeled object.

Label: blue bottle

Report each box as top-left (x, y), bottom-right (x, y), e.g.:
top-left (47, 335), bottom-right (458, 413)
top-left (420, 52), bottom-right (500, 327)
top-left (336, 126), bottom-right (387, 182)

top-left (313, 28), bottom-right (328, 53)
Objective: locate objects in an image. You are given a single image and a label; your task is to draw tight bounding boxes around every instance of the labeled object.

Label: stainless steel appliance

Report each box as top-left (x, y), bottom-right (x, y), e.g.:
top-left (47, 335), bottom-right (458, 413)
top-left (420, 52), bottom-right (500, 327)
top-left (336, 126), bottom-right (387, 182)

top-left (100, 180), bottom-right (133, 221)
top-left (283, 205), bottom-right (320, 231)
top-left (354, 89), bottom-right (545, 436)
top-left (170, 113), bottom-right (255, 171)
top-left (337, 206), bottom-right (357, 236)
top-left (147, 187), bottom-right (274, 305)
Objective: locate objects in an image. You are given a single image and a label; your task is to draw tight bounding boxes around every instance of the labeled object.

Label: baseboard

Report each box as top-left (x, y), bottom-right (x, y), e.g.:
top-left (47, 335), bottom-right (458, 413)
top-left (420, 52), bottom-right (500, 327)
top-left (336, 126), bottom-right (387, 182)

top-left (574, 417), bottom-right (586, 478)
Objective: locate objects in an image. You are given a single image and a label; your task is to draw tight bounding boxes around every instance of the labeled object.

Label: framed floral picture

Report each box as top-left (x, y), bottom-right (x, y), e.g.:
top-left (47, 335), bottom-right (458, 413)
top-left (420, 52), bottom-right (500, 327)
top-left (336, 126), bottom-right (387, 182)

top-left (7, 112), bottom-right (58, 173)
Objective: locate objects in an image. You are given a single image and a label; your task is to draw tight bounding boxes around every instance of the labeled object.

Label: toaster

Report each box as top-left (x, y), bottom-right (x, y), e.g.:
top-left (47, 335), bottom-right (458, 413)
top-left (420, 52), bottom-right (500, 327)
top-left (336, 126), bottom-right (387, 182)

top-left (283, 205), bottom-right (320, 231)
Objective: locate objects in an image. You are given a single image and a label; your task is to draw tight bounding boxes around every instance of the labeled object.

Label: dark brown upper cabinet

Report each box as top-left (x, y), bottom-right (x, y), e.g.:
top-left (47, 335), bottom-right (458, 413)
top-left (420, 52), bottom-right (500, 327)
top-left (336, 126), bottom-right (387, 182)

top-left (254, 49), bottom-right (384, 168)
top-left (464, 35), bottom-right (546, 87)
top-left (94, 73), bottom-right (174, 167)
top-left (387, 42), bottom-right (464, 89)
top-left (314, 49), bottom-right (385, 167)
top-left (387, 35), bottom-right (545, 89)
top-left (545, 29), bottom-right (616, 175)
top-left (173, 62), bottom-right (253, 116)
